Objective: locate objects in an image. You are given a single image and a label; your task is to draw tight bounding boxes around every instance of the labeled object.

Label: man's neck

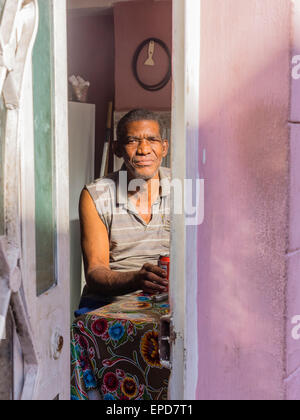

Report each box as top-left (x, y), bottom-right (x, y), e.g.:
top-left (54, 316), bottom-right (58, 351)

top-left (127, 171), bottom-right (161, 217)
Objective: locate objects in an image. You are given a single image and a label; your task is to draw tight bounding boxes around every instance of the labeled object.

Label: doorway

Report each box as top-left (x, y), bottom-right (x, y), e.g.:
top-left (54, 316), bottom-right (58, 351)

top-left (67, 0), bottom-right (200, 400)
top-left (0, 0), bottom-right (202, 400)
top-left (67, 0), bottom-right (173, 322)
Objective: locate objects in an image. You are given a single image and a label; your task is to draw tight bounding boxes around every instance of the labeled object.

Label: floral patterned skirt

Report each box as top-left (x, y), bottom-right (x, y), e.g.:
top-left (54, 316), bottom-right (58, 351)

top-left (71, 293), bottom-right (171, 400)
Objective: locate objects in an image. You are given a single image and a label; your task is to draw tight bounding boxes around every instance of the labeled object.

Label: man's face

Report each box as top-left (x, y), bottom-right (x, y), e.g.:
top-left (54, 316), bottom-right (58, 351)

top-left (118, 120), bottom-right (169, 180)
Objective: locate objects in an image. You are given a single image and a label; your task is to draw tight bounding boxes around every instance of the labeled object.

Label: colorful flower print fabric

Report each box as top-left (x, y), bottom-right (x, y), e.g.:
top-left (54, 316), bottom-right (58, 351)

top-left (71, 293), bottom-right (170, 400)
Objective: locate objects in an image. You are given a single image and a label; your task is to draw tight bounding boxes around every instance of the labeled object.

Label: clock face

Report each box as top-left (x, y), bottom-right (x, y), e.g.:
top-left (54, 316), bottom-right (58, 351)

top-left (133, 38), bottom-right (172, 91)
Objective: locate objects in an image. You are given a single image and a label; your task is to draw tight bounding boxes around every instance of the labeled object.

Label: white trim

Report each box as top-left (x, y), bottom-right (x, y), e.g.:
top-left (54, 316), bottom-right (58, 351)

top-left (184, 0), bottom-right (201, 400)
top-left (42, 0), bottom-right (70, 400)
top-left (169, 0), bottom-right (201, 400)
top-left (169, 0), bottom-right (186, 400)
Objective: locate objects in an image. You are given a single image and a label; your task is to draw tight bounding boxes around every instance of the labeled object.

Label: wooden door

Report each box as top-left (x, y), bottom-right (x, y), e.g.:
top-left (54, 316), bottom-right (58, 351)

top-left (0, 0), bottom-right (70, 400)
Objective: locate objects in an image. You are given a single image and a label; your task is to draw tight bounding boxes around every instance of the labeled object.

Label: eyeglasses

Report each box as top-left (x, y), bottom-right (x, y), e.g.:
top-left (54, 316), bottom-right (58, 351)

top-left (124, 136), bottom-right (164, 146)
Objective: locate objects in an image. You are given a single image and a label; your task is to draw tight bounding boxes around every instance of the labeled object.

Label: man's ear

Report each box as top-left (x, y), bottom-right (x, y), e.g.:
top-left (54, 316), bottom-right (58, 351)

top-left (162, 139), bottom-right (169, 158)
top-left (113, 141), bottom-right (123, 158)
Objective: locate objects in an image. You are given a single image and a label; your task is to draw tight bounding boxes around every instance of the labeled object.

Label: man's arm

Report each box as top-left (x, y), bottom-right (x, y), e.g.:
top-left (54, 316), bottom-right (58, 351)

top-left (79, 188), bottom-right (168, 296)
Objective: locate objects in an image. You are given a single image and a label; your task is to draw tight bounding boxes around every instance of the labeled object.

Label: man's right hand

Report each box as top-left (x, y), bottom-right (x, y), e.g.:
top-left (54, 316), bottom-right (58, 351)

top-left (136, 263), bottom-right (168, 294)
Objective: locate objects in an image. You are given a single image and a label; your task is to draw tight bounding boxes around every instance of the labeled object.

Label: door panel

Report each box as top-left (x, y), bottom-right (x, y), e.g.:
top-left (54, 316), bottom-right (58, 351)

top-left (0, 1), bottom-right (37, 401)
top-left (0, 0), bottom-right (69, 400)
top-left (32, 0), bottom-right (56, 296)
top-left (21, 0), bottom-right (70, 400)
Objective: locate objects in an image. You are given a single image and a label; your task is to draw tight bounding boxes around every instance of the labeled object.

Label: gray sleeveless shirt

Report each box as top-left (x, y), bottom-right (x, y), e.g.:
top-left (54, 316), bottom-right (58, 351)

top-left (81, 166), bottom-right (171, 302)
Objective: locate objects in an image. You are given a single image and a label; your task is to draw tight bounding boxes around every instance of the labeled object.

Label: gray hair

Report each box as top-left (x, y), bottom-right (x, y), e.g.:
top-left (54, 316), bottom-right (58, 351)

top-left (116, 109), bottom-right (163, 143)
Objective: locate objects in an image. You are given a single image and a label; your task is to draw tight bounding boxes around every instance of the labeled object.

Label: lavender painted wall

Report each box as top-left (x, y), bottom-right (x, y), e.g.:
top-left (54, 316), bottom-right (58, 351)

top-left (196, 0), bottom-right (292, 400)
top-left (114, 0), bottom-right (172, 111)
top-left (67, 14), bottom-right (115, 178)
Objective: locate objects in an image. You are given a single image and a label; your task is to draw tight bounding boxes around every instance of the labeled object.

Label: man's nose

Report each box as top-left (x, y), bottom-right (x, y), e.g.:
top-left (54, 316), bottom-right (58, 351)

top-left (136, 139), bottom-right (152, 155)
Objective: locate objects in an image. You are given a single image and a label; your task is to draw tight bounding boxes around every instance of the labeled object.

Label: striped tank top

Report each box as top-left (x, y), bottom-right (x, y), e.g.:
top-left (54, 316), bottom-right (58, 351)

top-left (81, 165), bottom-right (171, 303)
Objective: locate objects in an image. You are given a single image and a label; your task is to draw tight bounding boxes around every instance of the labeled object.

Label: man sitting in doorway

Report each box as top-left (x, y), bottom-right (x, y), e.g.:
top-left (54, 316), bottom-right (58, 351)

top-left (75, 109), bottom-right (171, 317)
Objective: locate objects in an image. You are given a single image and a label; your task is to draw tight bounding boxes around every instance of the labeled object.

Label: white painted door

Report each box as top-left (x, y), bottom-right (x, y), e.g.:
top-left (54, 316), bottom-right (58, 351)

top-left (0, 0), bottom-right (70, 400)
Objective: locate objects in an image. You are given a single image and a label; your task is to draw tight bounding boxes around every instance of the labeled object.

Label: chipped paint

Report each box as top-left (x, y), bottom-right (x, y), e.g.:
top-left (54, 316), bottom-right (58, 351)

top-left (0, 0), bottom-right (40, 400)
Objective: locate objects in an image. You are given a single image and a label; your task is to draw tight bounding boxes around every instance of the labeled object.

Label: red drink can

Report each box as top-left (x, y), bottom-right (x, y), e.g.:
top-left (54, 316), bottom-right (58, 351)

top-left (158, 254), bottom-right (170, 291)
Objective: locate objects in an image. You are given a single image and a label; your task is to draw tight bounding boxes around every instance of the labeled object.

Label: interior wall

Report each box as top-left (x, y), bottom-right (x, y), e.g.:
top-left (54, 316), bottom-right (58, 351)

top-left (67, 0), bottom-right (172, 177)
top-left (196, 0), bottom-right (291, 400)
top-left (67, 13), bottom-right (115, 178)
top-left (114, 0), bottom-right (172, 111)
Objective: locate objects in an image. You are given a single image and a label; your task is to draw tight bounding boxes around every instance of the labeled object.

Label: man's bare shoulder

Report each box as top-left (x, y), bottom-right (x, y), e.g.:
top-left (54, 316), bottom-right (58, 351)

top-left (85, 169), bottom-right (122, 202)
top-left (87, 169), bottom-right (121, 189)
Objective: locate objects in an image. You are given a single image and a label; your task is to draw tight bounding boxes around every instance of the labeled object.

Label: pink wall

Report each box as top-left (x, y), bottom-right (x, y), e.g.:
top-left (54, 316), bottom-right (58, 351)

top-left (114, 0), bottom-right (172, 111)
top-left (196, 0), bottom-right (293, 399)
top-left (67, 14), bottom-right (115, 178)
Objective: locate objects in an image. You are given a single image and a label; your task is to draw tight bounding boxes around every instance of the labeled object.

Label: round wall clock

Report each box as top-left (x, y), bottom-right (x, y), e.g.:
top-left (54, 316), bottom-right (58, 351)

top-left (132, 38), bottom-right (172, 92)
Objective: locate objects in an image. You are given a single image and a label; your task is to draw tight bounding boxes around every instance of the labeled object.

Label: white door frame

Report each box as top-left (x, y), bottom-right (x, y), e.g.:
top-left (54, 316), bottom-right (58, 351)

top-left (169, 0), bottom-right (201, 400)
